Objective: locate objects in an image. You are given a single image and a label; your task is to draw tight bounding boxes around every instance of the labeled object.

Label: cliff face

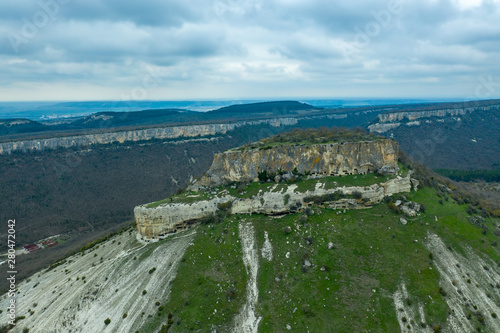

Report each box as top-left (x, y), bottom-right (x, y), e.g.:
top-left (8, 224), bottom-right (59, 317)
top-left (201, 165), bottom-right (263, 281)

top-left (230, 175), bottom-right (411, 215)
top-left (377, 107), bottom-right (473, 123)
top-left (369, 103), bottom-right (500, 133)
top-left (194, 139), bottom-right (399, 188)
top-left (135, 175), bottom-right (413, 241)
top-left (135, 139), bottom-right (405, 241)
top-left (0, 118), bottom-right (297, 155)
top-left (134, 196), bottom-right (232, 240)
top-left (0, 114), bottom-right (353, 155)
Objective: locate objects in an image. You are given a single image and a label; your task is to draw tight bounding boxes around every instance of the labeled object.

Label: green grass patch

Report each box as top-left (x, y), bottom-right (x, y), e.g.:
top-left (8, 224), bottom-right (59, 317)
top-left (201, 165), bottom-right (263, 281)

top-left (144, 172), bottom-right (395, 210)
top-left (142, 220), bottom-right (247, 332)
top-left (322, 173), bottom-right (393, 189)
top-left (252, 203), bottom-right (448, 332)
top-left (145, 191), bottom-right (210, 208)
top-left (398, 162), bottom-right (410, 177)
top-left (407, 187), bottom-right (500, 261)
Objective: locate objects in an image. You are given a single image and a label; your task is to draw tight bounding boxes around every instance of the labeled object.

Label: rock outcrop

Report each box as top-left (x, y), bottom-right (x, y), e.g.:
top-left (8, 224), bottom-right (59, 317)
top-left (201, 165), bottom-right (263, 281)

top-left (368, 103), bottom-right (500, 133)
top-left (193, 139), bottom-right (399, 188)
top-left (134, 138), bottom-right (413, 241)
top-left (230, 175), bottom-right (411, 215)
top-left (135, 174), bottom-right (412, 241)
top-left (134, 196), bottom-right (232, 240)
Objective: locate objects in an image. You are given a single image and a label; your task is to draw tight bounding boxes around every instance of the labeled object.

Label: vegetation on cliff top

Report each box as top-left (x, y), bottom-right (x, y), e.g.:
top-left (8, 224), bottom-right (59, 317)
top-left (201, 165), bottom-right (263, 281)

top-left (211, 100), bottom-right (320, 114)
top-left (144, 170), bottom-right (398, 208)
top-left (235, 127), bottom-right (384, 151)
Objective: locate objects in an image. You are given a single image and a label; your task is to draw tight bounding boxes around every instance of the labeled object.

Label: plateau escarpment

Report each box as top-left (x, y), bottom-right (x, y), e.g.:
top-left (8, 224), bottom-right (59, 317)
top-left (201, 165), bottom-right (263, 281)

top-left (194, 139), bottom-right (399, 187)
top-left (0, 118), bottom-right (297, 155)
top-left (135, 138), bottom-right (409, 241)
top-left (368, 100), bottom-right (500, 170)
top-left (0, 112), bottom-right (356, 155)
top-left (368, 101), bottom-right (500, 134)
top-left (135, 174), bottom-right (413, 241)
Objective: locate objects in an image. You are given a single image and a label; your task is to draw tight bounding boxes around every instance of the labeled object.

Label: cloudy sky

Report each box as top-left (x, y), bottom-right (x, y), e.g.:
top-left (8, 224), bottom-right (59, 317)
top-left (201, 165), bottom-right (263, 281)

top-left (1, 0), bottom-right (499, 101)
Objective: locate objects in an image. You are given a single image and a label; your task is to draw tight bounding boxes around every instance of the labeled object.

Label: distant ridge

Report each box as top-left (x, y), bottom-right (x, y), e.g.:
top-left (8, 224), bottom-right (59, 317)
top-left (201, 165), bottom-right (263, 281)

top-left (68, 108), bottom-right (193, 128)
top-left (211, 100), bottom-right (321, 114)
top-left (0, 101), bottom-right (324, 139)
top-left (2, 99), bottom-right (499, 142)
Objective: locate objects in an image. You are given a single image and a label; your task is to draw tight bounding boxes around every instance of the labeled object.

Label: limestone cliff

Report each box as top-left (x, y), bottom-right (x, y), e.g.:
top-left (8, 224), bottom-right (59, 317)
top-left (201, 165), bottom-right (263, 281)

top-left (135, 139), bottom-right (409, 241)
top-left (368, 103), bottom-right (500, 133)
top-left (134, 196), bottom-right (232, 240)
top-left (135, 174), bottom-right (413, 241)
top-left (0, 114), bottom-right (351, 155)
top-left (193, 139), bottom-right (399, 188)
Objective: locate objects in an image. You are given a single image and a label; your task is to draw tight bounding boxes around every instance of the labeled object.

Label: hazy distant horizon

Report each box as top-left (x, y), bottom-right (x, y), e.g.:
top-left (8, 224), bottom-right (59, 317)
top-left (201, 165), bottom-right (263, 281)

top-left (0, 97), bottom-right (471, 120)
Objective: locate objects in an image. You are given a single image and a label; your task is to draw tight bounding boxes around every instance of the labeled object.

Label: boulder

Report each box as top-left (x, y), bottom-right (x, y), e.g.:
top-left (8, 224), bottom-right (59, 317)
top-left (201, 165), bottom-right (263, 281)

top-left (410, 178), bottom-right (419, 190)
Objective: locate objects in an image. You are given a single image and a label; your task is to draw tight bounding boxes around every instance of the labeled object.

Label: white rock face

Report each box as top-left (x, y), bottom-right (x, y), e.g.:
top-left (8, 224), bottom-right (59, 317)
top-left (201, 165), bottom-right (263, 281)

top-left (234, 222), bottom-right (261, 333)
top-left (196, 140), bottom-right (400, 187)
top-left (0, 117), bottom-right (301, 155)
top-left (368, 122), bottom-right (402, 133)
top-left (0, 230), bottom-right (195, 333)
top-left (426, 233), bottom-right (500, 333)
top-left (392, 283), bottom-right (428, 333)
top-left (231, 175), bottom-right (412, 215)
top-left (134, 196), bottom-right (234, 240)
top-left (136, 175), bottom-right (412, 240)
top-left (369, 103), bottom-right (500, 133)
top-left (393, 233), bottom-right (500, 333)
top-left (261, 231), bottom-right (273, 261)
top-left (0, 112), bottom-right (371, 155)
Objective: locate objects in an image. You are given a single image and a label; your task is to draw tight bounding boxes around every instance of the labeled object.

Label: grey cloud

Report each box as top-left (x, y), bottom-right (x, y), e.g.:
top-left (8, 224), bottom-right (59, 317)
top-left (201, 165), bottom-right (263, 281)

top-left (0, 0), bottom-right (499, 100)
top-left (0, 0), bottom-right (201, 27)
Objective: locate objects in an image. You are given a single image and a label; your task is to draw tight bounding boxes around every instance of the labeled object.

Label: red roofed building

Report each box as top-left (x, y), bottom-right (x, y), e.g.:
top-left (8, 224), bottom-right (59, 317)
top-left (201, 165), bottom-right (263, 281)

top-left (24, 244), bottom-right (39, 252)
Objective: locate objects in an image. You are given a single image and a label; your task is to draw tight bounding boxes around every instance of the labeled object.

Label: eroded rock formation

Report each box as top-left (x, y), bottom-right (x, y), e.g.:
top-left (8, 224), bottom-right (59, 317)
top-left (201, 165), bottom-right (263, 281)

top-left (135, 174), bottom-right (412, 241)
top-left (193, 139), bottom-right (399, 188)
top-left (134, 140), bottom-right (413, 241)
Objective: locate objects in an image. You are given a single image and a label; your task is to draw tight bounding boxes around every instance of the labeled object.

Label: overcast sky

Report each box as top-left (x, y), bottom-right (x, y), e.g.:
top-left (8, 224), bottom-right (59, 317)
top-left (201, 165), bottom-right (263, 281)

top-left (1, 0), bottom-right (499, 101)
